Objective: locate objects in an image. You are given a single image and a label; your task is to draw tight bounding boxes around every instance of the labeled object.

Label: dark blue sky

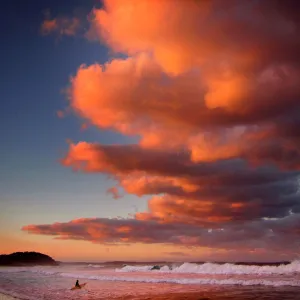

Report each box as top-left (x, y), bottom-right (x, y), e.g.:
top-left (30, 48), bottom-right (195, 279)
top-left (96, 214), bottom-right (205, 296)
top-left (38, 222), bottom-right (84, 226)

top-left (0, 0), bottom-right (147, 230)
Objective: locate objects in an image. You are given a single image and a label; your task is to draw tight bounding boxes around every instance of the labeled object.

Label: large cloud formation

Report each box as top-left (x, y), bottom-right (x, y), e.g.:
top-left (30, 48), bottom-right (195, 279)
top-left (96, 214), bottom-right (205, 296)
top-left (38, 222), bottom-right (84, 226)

top-left (24, 0), bottom-right (300, 258)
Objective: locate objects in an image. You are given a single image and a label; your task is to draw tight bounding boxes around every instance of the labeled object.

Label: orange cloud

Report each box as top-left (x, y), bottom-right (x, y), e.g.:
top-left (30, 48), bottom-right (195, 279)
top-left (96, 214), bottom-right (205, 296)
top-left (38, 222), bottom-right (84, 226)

top-left (107, 186), bottom-right (121, 199)
top-left (61, 142), bottom-right (299, 228)
top-left (41, 19), bottom-right (58, 35)
top-left (68, 52), bottom-right (300, 167)
top-left (135, 195), bottom-right (246, 226)
top-left (90, 0), bottom-right (300, 83)
top-left (90, 0), bottom-right (214, 75)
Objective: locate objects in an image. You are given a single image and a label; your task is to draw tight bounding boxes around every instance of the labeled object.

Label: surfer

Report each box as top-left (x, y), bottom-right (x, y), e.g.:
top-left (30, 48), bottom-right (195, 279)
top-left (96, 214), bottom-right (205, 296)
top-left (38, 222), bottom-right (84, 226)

top-left (75, 280), bottom-right (80, 288)
top-left (71, 280), bottom-right (87, 290)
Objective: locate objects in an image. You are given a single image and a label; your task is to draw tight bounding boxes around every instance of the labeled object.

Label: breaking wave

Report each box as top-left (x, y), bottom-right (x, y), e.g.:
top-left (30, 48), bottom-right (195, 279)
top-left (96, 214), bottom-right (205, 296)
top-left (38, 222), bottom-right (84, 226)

top-left (116, 260), bottom-right (300, 275)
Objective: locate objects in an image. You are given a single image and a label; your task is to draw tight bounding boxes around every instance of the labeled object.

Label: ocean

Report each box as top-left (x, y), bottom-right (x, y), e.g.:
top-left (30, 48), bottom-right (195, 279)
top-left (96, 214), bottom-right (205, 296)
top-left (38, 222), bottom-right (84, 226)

top-left (1, 261), bottom-right (300, 299)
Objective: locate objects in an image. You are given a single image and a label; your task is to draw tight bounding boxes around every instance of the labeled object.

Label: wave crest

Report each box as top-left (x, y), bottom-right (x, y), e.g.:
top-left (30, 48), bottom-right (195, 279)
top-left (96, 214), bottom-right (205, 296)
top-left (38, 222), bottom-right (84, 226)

top-left (116, 261), bottom-right (300, 275)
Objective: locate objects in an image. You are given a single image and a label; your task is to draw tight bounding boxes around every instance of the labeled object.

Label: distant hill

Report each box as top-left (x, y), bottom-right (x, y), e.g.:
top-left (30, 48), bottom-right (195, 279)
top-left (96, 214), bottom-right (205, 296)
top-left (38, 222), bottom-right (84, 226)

top-left (0, 251), bottom-right (58, 266)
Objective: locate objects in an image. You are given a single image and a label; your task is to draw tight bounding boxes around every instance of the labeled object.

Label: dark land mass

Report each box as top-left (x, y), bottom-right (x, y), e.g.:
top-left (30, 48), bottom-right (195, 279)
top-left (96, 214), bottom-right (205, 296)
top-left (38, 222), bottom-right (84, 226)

top-left (0, 251), bottom-right (58, 266)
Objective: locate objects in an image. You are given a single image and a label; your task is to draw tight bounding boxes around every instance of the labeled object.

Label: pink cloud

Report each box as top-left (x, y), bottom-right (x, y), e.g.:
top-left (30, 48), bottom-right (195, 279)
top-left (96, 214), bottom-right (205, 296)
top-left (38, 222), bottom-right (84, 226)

top-left (107, 186), bottom-right (121, 199)
top-left (22, 213), bottom-right (300, 255)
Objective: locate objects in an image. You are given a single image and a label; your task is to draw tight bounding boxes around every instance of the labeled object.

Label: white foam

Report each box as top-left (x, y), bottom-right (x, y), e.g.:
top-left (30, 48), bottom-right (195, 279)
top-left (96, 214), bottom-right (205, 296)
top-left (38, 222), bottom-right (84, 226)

top-left (87, 264), bottom-right (104, 268)
top-left (115, 265), bottom-right (154, 272)
top-left (159, 265), bottom-right (170, 272)
top-left (117, 261), bottom-right (300, 275)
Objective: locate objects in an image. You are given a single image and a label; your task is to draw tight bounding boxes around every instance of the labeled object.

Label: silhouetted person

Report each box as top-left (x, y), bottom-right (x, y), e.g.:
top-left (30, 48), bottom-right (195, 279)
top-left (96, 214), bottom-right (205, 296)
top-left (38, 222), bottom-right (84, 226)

top-left (75, 280), bottom-right (80, 287)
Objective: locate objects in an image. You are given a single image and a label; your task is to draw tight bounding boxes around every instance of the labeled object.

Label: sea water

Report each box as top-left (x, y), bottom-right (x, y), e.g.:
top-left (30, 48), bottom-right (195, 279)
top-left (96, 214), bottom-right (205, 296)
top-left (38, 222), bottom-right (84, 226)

top-left (1, 261), bottom-right (300, 299)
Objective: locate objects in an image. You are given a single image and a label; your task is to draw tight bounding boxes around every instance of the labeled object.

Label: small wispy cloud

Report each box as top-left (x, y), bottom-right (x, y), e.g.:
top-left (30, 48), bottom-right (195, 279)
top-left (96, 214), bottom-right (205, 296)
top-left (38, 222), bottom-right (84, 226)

top-left (40, 10), bottom-right (84, 37)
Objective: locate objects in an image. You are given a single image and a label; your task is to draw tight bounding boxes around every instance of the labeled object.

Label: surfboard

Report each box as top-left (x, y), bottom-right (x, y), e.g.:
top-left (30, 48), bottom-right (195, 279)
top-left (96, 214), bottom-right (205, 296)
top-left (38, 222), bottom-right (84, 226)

top-left (70, 283), bottom-right (87, 290)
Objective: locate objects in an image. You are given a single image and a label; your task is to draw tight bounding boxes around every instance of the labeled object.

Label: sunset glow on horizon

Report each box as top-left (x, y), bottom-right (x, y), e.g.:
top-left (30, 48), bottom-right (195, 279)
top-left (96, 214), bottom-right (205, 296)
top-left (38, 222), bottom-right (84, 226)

top-left (2, 0), bottom-right (300, 262)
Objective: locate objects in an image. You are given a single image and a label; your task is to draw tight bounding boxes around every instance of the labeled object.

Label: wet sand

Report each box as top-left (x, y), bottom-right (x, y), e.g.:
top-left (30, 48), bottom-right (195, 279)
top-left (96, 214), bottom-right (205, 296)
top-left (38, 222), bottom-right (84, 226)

top-left (0, 293), bottom-right (19, 300)
top-left (114, 293), bottom-right (210, 300)
top-left (114, 288), bottom-right (300, 300)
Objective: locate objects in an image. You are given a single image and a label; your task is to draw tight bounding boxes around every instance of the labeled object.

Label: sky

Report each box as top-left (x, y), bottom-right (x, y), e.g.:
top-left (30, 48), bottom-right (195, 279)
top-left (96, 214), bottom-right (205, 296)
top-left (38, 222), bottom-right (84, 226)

top-left (1, 0), bottom-right (300, 263)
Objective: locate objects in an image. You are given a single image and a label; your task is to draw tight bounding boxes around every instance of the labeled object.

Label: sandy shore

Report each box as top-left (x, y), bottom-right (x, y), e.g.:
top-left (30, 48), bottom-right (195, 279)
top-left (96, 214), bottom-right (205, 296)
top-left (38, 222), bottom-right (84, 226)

top-left (0, 293), bottom-right (20, 300)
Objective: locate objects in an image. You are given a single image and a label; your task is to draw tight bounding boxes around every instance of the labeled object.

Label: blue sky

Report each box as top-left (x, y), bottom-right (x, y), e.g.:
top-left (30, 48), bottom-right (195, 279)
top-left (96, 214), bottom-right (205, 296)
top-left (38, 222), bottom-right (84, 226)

top-left (0, 0), bottom-right (147, 230)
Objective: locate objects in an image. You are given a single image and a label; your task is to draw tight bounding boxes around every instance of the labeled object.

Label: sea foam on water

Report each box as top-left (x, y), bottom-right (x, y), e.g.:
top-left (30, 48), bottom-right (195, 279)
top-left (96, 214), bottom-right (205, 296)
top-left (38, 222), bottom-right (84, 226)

top-left (1, 261), bottom-right (300, 299)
